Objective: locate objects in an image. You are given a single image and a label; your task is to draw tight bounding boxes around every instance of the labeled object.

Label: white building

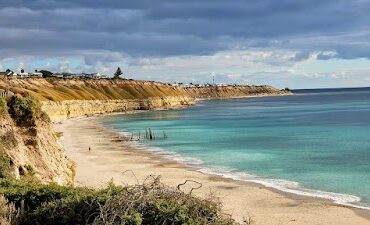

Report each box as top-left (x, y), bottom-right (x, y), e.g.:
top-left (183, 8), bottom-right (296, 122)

top-left (18, 72), bottom-right (28, 77)
top-left (29, 71), bottom-right (43, 78)
top-left (51, 73), bottom-right (64, 78)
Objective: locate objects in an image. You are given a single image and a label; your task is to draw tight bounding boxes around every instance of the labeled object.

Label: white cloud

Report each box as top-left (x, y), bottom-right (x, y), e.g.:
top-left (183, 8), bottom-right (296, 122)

top-left (2, 48), bottom-right (370, 89)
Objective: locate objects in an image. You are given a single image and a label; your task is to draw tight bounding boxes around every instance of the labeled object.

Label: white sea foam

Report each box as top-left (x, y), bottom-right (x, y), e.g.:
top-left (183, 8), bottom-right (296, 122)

top-left (198, 166), bottom-right (370, 210)
top-left (109, 127), bottom-right (370, 210)
top-left (117, 132), bottom-right (205, 166)
top-left (139, 145), bottom-right (204, 166)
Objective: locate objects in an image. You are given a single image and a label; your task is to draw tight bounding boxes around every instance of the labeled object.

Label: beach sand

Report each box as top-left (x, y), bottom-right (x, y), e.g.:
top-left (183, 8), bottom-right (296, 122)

top-left (55, 117), bottom-right (370, 225)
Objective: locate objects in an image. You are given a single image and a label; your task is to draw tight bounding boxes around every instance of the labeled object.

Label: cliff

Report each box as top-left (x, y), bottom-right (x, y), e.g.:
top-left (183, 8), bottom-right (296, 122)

top-left (0, 78), bottom-right (289, 186)
top-left (0, 78), bottom-right (194, 122)
top-left (0, 79), bottom-right (290, 122)
top-left (0, 78), bottom-right (189, 101)
top-left (42, 96), bottom-right (192, 122)
top-left (0, 96), bottom-right (74, 185)
top-left (185, 85), bottom-right (290, 99)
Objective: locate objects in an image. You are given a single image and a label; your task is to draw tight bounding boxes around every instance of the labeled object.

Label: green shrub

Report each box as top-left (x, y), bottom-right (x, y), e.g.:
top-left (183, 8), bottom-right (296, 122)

top-left (0, 179), bottom-right (97, 211)
top-left (121, 212), bottom-right (143, 225)
top-left (0, 146), bottom-right (13, 179)
top-left (0, 178), bottom-right (237, 225)
top-left (24, 165), bottom-right (35, 176)
top-left (6, 95), bottom-right (49, 127)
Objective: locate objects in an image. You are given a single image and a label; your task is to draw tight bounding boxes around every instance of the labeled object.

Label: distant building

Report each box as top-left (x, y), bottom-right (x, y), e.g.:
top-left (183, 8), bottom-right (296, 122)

top-left (19, 68), bottom-right (28, 77)
top-left (50, 73), bottom-right (64, 78)
top-left (79, 72), bottom-right (106, 79)
top-left (63, 73), bottom-right (74, 79)
top-left (29, 70), bottom-right (43, 78)
top-left (90, 73), bottom-right (101, 79)
top-left (2, 71), bottom-right (18, 78)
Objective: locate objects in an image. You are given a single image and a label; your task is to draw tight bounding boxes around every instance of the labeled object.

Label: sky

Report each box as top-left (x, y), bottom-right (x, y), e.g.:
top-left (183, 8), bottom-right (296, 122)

top-left (1, 0), bottom-right (370, 88)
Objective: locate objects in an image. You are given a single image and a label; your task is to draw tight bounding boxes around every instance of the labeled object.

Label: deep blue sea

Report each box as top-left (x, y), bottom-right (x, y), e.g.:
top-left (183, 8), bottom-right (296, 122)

top-left (102, 87), bottom-right (370, 208)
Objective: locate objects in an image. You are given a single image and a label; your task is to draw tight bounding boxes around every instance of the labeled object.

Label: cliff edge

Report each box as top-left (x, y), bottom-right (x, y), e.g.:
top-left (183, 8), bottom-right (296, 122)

top-left (0, 96), bottom-right (74, 185)
top-left (185, 85), bottom-right (290, 99)
top-left (0, 78), bottom-right (194, 122)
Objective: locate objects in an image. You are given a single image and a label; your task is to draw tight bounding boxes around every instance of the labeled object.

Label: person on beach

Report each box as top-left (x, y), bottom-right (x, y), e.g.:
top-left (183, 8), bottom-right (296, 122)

top-left (89, 147), bottom-right (91, 152)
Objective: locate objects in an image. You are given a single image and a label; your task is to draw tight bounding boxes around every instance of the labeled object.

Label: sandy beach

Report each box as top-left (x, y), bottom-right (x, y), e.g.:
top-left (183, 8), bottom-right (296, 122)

top-left (55, 116), bottom-right (370, 225)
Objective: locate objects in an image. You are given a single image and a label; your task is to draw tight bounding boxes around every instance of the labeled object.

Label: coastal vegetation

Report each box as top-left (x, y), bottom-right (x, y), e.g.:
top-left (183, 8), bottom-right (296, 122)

top-left (6, 95), bottom-right (49, 127)
top-left (0, 94), bottom-right (238, 225)
top-left (0, 78), bottom-right (292, 224)
top-left (0, 97), bottom-right (7, 116)
top-left (0, 79), bottom-right (189, 101)
top-left (0, 177), bottom-right (237, 225)
top-left (114, 67), bottom-right (123, 79)
top-left (0, 78), bottom-right (288, 103)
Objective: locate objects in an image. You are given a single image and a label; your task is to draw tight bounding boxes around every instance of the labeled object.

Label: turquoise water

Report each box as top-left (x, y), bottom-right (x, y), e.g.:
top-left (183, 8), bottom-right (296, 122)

top-left (102, 88), bottom-right (370, 207)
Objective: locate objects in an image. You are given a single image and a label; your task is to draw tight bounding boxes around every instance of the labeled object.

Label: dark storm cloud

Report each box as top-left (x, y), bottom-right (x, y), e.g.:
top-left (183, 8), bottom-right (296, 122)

top-left (1, 0), bottom-right (370, 58)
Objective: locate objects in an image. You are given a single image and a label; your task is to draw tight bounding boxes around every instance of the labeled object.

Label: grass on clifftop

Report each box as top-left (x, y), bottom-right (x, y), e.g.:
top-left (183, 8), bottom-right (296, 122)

top-left (0, 79), bottom-right (188, 102)
top-left (0, 97), bottom-right (7, 116)
top-left (0, 177), bottom-right (238, 225)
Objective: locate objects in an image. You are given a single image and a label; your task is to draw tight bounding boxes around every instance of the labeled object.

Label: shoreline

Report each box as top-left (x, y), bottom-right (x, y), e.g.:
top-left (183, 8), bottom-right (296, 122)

top-left (102, 122), bottom-right (369, 211)
top-left (55, 115), bottom-right (370, 224)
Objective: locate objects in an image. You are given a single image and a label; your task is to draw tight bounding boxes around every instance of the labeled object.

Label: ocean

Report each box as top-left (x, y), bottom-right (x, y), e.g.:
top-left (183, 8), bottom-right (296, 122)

top-left (101, 87), bottom-right (370, 208)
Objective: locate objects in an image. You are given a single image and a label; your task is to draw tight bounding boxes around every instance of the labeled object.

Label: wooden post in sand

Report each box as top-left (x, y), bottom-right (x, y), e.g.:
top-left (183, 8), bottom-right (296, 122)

top-left (149, 128), bottom-right (153, 140)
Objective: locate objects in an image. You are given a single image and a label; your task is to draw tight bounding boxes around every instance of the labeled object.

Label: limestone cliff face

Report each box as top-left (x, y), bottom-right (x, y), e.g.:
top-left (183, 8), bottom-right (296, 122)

top-left (0, 79), bottom-right (290, 121)
top-left (185, 85), bottom-right (290, 99)
top-left (0, 97), bottom-right (74, 185)
top-left (42, 96), bottom-right (194, 122)
top-left (0, 78), bottom-right (194, 122)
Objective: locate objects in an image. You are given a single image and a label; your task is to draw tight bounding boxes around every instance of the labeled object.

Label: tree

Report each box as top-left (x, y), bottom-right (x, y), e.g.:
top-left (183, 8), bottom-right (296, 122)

top-left (40, 70), bottom-right (53, 78)
top-left (113, 67), bottom-right (123, 79)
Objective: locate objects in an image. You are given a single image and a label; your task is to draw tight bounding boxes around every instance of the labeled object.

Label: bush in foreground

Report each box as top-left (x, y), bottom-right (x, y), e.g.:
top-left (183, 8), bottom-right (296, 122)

top-left (0, 178), bottom-right (237, 225)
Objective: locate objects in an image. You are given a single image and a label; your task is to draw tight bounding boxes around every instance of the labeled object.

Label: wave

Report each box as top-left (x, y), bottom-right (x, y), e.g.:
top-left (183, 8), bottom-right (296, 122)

top-left (111, 128), bottom-right (370, 210)
top-left (198, 167), bottom-right (370, 210)
top-left (116, 130), bottom-right (204, 166)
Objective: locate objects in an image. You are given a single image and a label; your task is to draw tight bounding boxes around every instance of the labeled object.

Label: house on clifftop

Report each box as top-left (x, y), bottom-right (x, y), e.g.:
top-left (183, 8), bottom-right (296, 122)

top-left (0, 70), bottom-right (18, 78)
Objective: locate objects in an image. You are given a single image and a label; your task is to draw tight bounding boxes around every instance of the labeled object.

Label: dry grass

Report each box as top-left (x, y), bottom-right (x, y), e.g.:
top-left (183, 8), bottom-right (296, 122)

top-left (0, 79), bottom-right (188, 102)
top-left (91, 176), bottom-right (236, 225)
top-left (0, 195), bottom-right (16, 225)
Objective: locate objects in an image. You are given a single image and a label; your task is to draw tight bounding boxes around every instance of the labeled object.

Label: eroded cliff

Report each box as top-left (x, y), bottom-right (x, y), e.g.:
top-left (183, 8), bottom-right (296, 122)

top-left (0, 78), bottom-right (194, 122)
top-left (185, 85), bottom-right (290, 99)
top-left (0, 78), bottom-right (290, 185)
top-left (42, 96), bottom-right (193, 122)
top-left (0, 96), bottom-right (74, 185)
